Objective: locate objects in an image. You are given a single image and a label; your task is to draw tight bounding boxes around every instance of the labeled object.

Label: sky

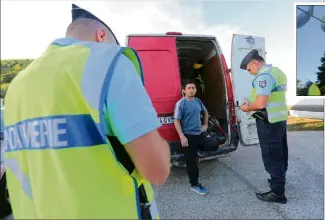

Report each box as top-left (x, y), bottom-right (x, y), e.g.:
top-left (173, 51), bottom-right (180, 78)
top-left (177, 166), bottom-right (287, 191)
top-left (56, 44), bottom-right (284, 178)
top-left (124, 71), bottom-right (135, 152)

top-left (1, 0), bottom-right (324, 105)
top-left (296, 5), bottom-right (325, 84)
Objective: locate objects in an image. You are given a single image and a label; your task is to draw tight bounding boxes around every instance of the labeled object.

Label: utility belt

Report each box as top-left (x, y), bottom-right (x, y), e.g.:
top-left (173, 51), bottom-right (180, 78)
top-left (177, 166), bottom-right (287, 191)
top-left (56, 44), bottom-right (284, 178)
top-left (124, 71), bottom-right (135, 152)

top-left (252, 108), bottom-right (268, 122)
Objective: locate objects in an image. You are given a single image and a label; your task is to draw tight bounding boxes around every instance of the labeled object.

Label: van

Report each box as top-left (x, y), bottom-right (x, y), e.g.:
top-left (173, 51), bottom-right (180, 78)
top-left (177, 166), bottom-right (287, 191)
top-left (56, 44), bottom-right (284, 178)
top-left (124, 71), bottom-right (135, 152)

top-left (126, 33), bottom-right (266, 164)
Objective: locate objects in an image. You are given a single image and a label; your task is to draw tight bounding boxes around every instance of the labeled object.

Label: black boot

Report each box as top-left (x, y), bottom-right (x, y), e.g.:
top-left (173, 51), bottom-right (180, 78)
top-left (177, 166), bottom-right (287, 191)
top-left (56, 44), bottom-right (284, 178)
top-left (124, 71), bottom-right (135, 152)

top-left (256, 191), bottom-right (287, 204)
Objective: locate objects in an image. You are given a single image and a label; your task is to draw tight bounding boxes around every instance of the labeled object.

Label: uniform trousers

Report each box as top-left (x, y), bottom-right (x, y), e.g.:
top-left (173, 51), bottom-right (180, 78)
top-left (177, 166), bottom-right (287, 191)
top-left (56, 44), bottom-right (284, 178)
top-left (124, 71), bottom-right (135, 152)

top-left (256, 118), bottom-right (288, 195)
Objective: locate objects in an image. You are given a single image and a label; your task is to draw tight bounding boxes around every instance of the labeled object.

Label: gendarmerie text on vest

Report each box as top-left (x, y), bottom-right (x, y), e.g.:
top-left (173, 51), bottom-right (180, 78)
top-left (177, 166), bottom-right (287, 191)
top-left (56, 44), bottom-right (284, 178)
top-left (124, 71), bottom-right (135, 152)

top-left (3, 118), bottom-right (68, 151)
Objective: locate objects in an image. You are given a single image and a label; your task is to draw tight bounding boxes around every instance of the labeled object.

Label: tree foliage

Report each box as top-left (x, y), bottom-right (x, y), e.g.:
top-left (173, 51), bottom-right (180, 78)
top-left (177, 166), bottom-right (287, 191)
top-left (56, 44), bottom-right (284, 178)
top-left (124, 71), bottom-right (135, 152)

top-left (297, 51), bottom-right (325, 96)
top-left (296, 79), bottom-right (308, 96)
top-left (316, 51), bottom-right (325, 93)
top-left (0, 59), bottom-right (33, 98)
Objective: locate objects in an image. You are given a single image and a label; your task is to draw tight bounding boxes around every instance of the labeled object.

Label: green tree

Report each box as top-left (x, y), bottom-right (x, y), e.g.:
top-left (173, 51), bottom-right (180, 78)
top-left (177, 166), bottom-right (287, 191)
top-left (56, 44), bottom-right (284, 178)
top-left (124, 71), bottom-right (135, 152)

top-left (296, 79), bottom-right (308, 96)
top-left (0, 59), bottom-right (33, 98)
top-left (316, 51), bottom-right (325, 95)
top-left (2, 73), bottom-right (17, 84)
top-left (0, 87), bottom-right (7, 99)
top-left (296, 79), bottom-right (302, 88)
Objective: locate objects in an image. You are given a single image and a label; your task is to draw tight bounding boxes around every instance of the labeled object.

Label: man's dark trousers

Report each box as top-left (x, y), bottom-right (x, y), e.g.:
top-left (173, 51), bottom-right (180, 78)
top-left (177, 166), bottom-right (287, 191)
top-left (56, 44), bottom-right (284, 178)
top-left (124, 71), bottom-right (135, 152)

top-left (256, 118), bottom-right (288, 195)
top-left (183, 134), bottom-right (202, 186)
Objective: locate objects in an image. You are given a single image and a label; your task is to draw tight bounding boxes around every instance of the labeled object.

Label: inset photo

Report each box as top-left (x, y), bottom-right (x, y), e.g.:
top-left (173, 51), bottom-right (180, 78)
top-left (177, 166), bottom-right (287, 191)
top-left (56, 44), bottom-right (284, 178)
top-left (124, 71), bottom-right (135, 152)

top-left (295, 3), bottom-right (325, 96)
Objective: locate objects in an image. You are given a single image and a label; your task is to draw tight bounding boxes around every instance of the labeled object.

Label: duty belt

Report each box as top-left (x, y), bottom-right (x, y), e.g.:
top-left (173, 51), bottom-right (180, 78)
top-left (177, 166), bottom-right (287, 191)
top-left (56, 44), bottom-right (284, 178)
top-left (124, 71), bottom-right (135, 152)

top-left (252, 108), bottom-right (268, 121)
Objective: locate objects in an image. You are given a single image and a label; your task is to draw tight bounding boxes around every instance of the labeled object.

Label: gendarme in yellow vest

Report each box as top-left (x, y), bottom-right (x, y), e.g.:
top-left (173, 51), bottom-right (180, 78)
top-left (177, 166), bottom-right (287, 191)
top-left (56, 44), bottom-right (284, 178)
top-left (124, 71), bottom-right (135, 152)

top-left (249, 64), bottom-right (288, 123)
top-left (3, 38), bottom-right (159, 219)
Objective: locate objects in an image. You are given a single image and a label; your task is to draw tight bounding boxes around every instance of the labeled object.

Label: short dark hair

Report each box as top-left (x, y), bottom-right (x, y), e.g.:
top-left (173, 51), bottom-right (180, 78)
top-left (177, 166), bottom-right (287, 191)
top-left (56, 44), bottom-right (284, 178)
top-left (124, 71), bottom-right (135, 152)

top-left (182, 79), bottom-right (197, 89)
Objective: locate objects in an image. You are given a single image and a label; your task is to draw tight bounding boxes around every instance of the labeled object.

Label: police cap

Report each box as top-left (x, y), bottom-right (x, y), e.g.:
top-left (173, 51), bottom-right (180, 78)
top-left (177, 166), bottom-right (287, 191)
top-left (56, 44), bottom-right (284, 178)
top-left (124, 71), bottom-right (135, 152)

top-left (71, 4), bottom-right (120, 45)
top-left (240, 49), bottom-right (261, 70)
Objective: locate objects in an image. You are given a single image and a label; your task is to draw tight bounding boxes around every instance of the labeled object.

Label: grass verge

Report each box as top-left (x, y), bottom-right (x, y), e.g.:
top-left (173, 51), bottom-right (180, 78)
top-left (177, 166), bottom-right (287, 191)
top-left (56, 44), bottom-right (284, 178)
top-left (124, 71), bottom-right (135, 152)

top-left (287, 116), bottom-right (324, 131)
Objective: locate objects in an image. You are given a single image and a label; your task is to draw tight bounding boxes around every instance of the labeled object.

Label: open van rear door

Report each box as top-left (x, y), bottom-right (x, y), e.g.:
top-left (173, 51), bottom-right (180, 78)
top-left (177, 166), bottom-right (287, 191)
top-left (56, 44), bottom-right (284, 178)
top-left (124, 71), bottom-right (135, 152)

top-left (231, 34), bottom-right (266, 146)
top-left (127, 35), bottom-right (181, 141)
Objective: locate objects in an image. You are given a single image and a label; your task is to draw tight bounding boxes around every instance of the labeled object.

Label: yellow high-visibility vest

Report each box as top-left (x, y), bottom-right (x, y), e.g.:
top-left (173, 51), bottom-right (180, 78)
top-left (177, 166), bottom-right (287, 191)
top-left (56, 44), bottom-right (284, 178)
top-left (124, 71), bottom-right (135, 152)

top-left (3, 38), bottom-right (159, 219)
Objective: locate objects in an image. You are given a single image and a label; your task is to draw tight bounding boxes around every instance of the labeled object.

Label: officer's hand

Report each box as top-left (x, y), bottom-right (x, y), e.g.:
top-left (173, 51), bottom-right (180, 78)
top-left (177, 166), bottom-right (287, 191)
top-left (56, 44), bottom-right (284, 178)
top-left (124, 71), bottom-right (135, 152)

top-left (201, 125), bottom-right (208, 132)
top-left (180, 135), bottom-right (189, 147)
top-left (243, 100), bottom-right (249, 106)
top-left (240, 103), bottom-right (250, 112)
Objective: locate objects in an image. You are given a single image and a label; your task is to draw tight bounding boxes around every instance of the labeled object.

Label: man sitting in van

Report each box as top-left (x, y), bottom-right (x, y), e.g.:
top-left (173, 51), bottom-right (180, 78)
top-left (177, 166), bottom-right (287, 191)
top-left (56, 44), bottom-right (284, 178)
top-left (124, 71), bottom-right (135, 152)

top-left (173, 79), bottom-right (209, 195)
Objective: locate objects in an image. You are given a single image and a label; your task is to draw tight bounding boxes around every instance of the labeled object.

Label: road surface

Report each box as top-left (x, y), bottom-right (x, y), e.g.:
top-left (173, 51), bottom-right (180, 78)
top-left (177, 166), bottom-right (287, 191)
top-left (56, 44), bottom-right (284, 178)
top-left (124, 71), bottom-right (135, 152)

top-left (289, 110), bottom-right (324, 119)
top-left (290, 105), bottom-right (324, 112)
top-left (153, 131), bottom-right (324, 219)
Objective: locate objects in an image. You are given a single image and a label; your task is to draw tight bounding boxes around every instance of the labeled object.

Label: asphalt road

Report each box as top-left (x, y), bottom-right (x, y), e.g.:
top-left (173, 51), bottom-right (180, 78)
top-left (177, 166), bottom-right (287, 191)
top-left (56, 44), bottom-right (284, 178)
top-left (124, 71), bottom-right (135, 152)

top-left (290, 105), bottom-right (324, 112)
top-left (153, 131), bottom-right (324, 219)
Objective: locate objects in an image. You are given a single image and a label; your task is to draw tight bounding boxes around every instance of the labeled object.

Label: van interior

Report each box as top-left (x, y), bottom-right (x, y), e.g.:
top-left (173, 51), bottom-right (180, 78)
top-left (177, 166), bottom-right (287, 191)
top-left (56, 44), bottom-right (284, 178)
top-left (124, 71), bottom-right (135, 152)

top-left (176, 38), bottom-right (229, 145)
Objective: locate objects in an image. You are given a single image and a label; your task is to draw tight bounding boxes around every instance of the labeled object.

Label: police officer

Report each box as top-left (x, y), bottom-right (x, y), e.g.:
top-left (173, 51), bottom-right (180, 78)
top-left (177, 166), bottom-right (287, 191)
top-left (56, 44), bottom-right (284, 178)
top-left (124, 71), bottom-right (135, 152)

top-left (3, 4), bottom-right (170, 219)
top-left (239, 49), bottom-right (288, 204)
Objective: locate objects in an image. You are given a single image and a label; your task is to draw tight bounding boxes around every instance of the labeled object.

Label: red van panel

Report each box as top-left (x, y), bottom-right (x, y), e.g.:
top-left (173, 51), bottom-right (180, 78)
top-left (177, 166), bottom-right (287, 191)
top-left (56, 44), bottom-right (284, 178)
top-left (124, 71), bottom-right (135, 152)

top-left (128, 36), bottom-right (182, 141)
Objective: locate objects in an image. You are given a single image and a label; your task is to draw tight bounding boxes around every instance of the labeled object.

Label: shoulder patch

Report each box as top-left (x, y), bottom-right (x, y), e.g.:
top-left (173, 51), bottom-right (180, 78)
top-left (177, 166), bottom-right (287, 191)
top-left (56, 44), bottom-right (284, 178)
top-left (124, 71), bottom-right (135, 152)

top-left (258, 80), bottom-right (266, 88)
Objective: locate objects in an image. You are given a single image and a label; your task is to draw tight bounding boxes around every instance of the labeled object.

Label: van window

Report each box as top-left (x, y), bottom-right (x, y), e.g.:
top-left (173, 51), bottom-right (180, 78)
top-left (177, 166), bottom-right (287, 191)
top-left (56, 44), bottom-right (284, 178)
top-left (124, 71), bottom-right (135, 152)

top-left (137, 50), bottom-right (178, 99)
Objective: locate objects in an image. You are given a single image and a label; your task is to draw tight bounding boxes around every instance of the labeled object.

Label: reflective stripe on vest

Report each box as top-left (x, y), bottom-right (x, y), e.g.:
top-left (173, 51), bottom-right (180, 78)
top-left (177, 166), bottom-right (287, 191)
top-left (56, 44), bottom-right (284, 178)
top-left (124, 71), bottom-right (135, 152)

top-left (5, 158), bottom-right (32, 199)
top-left (3, 38), bottom-right (158, 219)
top-left (250, 65), bottom-right (288, 123)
